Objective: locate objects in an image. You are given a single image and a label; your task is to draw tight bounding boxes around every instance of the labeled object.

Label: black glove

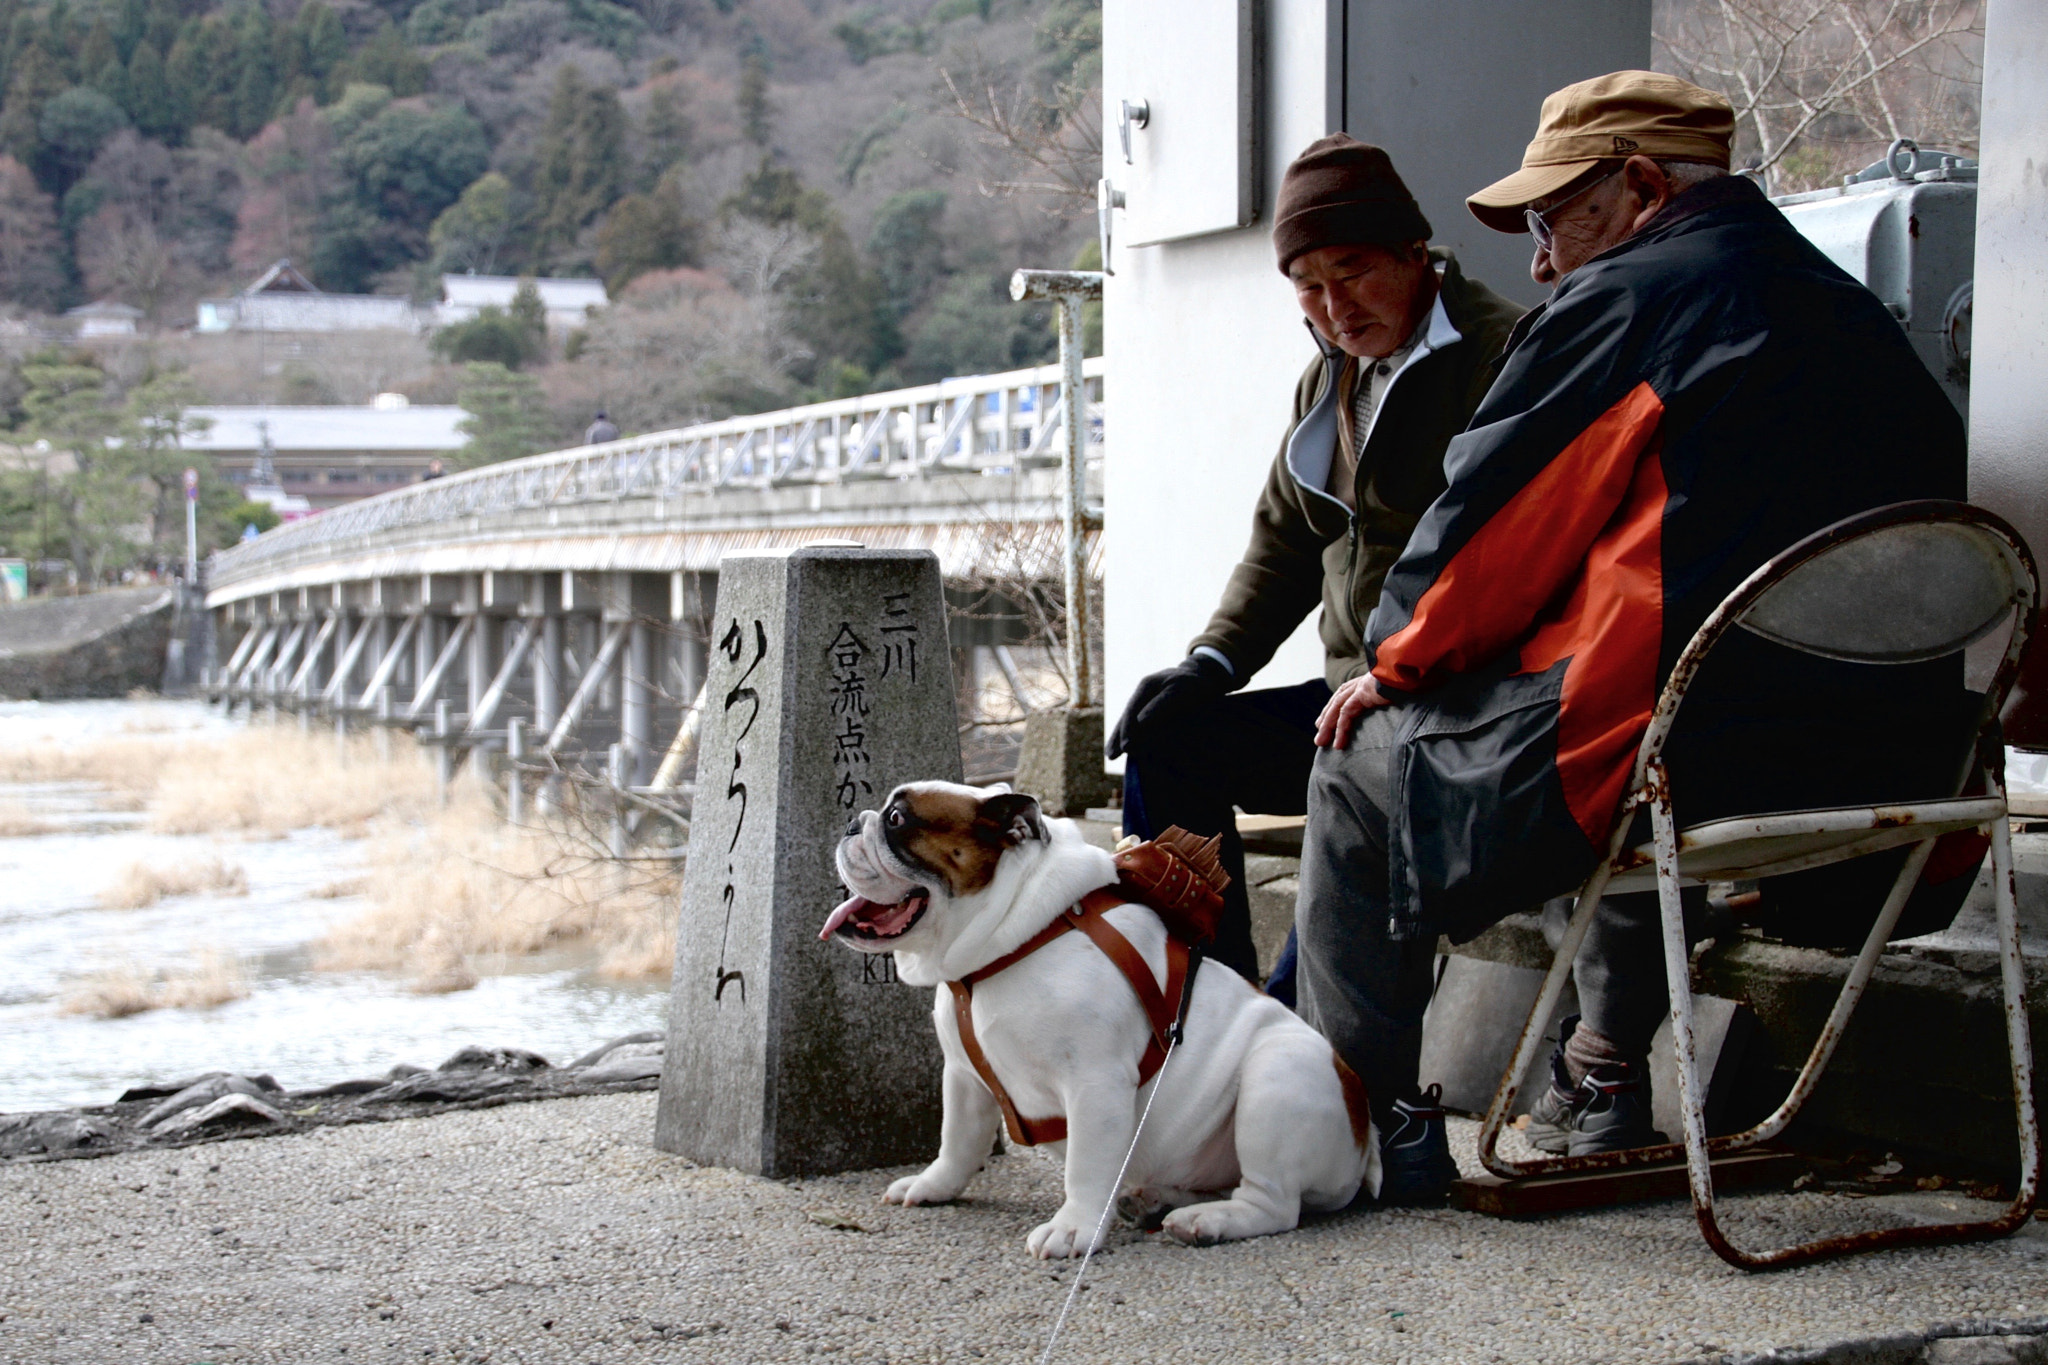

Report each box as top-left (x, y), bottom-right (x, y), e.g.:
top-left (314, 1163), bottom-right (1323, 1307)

top-left (1105, 652), bottom-right (1233, 760)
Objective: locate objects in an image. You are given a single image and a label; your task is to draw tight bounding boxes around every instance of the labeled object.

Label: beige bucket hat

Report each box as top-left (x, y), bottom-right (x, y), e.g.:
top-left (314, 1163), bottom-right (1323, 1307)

top-left (1467, 70), bottom-right (1735, 233)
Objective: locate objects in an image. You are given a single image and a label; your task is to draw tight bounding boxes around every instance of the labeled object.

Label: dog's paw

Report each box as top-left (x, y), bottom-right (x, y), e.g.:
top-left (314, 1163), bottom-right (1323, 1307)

top-left (1026, 1213), bottom-right (1094, 1260)
top-left (883, 1171), bottom-right (961, 1207)
top-left (1161, 1198), bottom-right (1291, 1247)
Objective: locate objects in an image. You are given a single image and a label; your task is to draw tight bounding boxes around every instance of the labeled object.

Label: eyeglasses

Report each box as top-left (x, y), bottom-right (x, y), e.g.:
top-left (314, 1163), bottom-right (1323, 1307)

top-left (1525, 168), bottom-right (1622, 251)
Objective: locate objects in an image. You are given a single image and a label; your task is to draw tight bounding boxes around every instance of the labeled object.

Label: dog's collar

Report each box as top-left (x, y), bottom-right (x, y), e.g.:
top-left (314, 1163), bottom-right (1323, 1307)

top-left (946, 888), bottom-right (1199, 1148)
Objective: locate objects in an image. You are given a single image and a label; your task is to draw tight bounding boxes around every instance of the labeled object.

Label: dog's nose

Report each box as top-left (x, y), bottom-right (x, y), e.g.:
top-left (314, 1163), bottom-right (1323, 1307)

top-left (844, 815), bottom-right (863, 838)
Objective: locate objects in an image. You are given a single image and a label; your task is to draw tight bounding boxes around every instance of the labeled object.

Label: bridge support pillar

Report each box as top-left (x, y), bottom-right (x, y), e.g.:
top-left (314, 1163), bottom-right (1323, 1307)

top-left (624, 618), bottom-right (654, 786)
top-left (534, 615), bottom-right (562, 736)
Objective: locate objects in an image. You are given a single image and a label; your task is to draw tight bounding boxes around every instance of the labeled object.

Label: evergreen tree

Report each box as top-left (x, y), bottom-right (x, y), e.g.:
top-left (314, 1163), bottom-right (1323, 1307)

top-left (529, 64), bottom-right (627, 266)
top-left (140, 0), bottom-right (175, 61)
top-left (92, 55), bottom-right (127, 111)
top-left (123, 40), bottom-right (172, 139)
top-left (737, 50), bottom-right (769, 147)
top-left (0, 45), bottom-right (65, 168)
top-left (297, 2), bottom-right (348, 102)
top-left (78, 18), bottom-right (115, 87)
top-left (638, 81), bottom-right (689, 187)
top-left (343, 24), bottom-right (427, 99)
top-left (866, 188), bottom-right (946, 318)
top-left (231, 6), bottom-right (278, 138)
top-left (455, 361), bottom-right (555, 465)
top-left (594, 167), bottom-right (696, 290)
top-left (428, 169), bottom-right (511, 274)
top-left (112, 0), bottom-right (144, 62)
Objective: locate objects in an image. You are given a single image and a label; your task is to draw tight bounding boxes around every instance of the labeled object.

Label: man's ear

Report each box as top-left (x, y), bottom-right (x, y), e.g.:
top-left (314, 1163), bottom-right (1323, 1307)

top-left (977, 790), bottom-right (1047, 846)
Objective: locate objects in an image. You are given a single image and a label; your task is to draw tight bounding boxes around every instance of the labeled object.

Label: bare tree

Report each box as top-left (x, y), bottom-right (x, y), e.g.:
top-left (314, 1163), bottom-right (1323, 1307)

top-left (77, 206), bottom-right (183, 319)
top-left (936, 54), bottom-right (1102, 218)
top-left (1658, 0), bottom-right (1984, 192)
top-left (0, 155), bottom-right (64, 311)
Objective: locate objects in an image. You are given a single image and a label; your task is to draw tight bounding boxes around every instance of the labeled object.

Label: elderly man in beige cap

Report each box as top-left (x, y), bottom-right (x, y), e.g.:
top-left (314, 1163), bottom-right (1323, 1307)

top-left (1293, 71), bottom-right (1972, 1196)
top-left (1105, 134), bottom-right (1522, 1033)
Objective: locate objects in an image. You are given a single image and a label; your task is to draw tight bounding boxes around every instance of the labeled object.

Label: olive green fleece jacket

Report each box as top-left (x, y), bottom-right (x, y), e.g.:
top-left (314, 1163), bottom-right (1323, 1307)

top-left (1190, 251), bottom-right (1524, 688)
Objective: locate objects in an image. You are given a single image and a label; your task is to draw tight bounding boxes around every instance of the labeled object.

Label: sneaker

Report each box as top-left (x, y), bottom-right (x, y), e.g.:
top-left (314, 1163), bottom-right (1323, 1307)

top-left (1567, 1063), bottom-right (1666, 1157)
top-left (1523, 1045), bottom-right (1580, 1155)
top-left (1377, 1084), bottom-right (1461, 1206)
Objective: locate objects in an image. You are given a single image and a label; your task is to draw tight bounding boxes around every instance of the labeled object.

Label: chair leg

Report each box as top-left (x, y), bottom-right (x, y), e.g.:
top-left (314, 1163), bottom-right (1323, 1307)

top-left (1689, 799), bottom-right (2037, 1270)
top-left (1650, 770), bottom-right (1718, 1226)
top-left (1475, 861), bottom-right (1614, 1180)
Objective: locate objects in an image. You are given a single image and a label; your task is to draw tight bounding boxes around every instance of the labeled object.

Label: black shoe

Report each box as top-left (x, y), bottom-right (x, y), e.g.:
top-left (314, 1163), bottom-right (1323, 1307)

top-left (1376, 1084), bottom-right (1461, 1206)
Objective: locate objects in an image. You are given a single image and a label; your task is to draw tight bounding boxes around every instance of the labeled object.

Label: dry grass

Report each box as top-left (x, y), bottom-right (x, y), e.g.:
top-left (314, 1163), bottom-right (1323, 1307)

top-left (150, 728), bottom-right (438, 836)
top-left (0, 722), bottom-right (439, 837)
top-left (316, 791), bottom-right (679, 992)
top-left (60, 950), bottom-right (249, 1018)
top-left (100, 857), bottom-right (249, 910)
top-left (0, 803), bottom-right (55, 837)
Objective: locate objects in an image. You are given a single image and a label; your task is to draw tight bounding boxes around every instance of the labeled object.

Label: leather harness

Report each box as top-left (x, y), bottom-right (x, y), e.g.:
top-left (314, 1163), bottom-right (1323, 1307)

top-left (944, 887), bottom-right (1197, 1148)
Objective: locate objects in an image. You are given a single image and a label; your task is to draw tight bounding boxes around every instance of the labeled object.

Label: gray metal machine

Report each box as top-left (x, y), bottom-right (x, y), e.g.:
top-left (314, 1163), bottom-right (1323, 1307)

top-left (1773, 139), bottom-right (1978, 419)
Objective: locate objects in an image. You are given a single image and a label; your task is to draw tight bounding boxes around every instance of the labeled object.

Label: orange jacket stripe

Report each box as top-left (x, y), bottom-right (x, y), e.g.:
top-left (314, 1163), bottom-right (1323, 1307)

top-left (1372, 382), bottom-right (1667, 694)
top-left (1517, 439), bottom-right (1668, 841)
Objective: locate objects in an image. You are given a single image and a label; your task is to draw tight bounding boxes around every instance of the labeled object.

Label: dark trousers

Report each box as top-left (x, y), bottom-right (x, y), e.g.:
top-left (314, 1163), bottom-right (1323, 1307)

top-left (1296, 706), bottom-right (1679, 1121)
top-left (1120, 678), bottom-right (1331, 982)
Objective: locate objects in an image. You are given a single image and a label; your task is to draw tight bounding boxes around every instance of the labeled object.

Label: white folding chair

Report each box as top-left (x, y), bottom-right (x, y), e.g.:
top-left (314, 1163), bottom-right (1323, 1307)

top-left (1474, 500), bottom-right (2042, 1270)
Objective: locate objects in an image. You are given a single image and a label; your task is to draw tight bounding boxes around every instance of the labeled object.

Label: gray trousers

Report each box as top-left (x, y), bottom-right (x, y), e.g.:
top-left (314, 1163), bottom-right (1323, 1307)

top-left (1294, 707), bottom-right (1675, 1122)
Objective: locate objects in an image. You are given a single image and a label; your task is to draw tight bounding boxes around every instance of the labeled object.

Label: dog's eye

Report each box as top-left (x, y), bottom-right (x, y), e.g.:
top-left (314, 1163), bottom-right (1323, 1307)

top-left (885, 808), bottom-right (906, 829)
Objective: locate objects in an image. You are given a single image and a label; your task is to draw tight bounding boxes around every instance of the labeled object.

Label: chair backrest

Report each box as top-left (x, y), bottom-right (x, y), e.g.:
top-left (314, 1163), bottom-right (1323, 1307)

top-left (1737, 515), bottom-right (2031, 664)
top-left (1635, 500), bottom-right (2040, 798)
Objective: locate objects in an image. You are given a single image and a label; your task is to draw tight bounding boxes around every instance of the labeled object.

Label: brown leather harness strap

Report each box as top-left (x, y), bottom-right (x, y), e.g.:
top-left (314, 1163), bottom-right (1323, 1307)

top-left (946, 888), bottom-right (1196, 1148)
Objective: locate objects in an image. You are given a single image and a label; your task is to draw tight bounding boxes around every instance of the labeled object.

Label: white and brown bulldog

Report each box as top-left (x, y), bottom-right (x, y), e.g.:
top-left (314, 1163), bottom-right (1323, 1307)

top-left (823, 780), bottom-right (1380, 1258)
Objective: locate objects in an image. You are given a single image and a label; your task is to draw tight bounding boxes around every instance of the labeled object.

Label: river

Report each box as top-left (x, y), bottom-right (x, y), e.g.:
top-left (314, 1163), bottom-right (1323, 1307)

top-left (0, 699), bottom-right (669, 1113)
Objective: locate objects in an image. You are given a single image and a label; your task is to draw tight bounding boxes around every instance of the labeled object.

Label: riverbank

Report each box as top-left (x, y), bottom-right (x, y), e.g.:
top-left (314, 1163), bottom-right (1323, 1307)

top-left (3, 1089), bottom-right (2045, 1365)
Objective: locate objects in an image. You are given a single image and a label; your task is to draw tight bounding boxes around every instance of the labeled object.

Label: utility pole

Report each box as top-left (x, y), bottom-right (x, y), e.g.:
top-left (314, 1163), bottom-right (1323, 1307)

top-left (1008, 268), bottom-right (1104, 708)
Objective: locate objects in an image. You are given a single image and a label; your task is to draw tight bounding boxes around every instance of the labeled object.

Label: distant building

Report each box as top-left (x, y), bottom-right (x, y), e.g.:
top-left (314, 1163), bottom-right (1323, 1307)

top-left (195, 260), bottom-right (423, 335)
top-left (179, 396), bottom-right (471, 512)
top-left (438, 274), bottom-right (607, 334)
top-left (66, 300), bottom-right (142, 339)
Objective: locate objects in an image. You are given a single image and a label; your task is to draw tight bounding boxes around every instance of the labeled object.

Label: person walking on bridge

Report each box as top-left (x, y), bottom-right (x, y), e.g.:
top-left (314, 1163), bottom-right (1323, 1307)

top-left (1105, 135), bottom-right (1523, 998)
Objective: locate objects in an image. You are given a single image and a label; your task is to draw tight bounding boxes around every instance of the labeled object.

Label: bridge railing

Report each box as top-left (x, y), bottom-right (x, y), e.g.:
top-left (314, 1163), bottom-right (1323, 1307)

top-left (212, 357), bottom-right (1105, 579)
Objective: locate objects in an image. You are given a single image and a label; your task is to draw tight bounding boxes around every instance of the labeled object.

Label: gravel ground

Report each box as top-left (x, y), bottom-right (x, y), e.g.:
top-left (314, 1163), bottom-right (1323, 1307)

top-left (2, 1093), bottom-right (2044, 1365)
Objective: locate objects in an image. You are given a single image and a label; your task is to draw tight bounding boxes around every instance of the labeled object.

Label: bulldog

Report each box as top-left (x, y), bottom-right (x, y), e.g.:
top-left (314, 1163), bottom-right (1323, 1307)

top-left (823, 780), bottom-right (1380, 1258)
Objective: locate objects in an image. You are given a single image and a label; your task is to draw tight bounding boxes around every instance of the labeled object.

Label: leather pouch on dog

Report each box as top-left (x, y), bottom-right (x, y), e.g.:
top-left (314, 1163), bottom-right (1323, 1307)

top-left (1112, 826), bottom-right (1230, 947)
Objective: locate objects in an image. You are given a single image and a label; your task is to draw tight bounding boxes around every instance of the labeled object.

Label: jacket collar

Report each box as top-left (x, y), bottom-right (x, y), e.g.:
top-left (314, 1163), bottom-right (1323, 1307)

top-left (1288, 260), bottom-right (1465, 507)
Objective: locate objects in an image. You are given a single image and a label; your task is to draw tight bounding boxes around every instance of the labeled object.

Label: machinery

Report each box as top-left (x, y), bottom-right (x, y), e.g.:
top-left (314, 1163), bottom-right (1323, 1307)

top-left (1773, 138), bottom-right (1978, 419)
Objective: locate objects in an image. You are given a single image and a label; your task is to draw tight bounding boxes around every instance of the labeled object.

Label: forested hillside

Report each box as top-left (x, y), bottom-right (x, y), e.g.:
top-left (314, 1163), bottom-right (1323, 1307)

top-left (0, 0), bottom-right (1099, 416)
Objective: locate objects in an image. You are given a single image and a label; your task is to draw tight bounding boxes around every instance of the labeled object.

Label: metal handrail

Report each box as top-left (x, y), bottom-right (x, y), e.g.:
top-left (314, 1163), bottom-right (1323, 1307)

top-left (209, 357), bottom-right (1105, 585)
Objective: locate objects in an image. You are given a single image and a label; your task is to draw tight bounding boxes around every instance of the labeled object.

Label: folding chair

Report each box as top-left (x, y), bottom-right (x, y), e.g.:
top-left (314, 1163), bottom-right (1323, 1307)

top-left (1473, 500), bottom-right (2042, 1270)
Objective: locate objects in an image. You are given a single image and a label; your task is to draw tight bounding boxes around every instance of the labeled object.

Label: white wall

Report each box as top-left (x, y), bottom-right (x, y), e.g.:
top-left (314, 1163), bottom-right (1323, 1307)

top-left (1102, 0), bottom-right (1332, 725)
top-left (1969, 0), bottom-right (2048, 743)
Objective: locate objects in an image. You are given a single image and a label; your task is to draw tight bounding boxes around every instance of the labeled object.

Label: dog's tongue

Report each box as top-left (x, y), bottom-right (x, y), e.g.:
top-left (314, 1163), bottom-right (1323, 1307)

top-left (819, 891), bottom-right (929, 941)
top-left (820, 895), bottom-right (877, 940)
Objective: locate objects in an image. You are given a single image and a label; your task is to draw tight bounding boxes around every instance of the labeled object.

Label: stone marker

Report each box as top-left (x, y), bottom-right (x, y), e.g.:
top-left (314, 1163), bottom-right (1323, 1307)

top-left (655, 547), bottom-right (959, 1177)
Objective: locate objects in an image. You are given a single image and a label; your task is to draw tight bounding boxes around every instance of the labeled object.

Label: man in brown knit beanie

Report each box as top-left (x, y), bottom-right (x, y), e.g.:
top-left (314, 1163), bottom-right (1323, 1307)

top-left (1106, 133), bottom-right (1523, 1203)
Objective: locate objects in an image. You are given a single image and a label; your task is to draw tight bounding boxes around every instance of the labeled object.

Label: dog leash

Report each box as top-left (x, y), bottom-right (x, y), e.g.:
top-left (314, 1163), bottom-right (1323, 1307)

top-left (1036, 948), bottom-right (1203, 1365)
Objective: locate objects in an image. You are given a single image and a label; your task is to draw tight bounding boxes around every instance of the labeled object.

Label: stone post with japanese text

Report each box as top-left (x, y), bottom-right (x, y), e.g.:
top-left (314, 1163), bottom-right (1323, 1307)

top-left (654, 546), bottom-right (959, 1176)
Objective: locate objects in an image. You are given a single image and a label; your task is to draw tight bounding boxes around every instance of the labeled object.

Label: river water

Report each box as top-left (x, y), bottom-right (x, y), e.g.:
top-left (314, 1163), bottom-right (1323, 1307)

top-left (0, 700), bottom-right (669, 1113)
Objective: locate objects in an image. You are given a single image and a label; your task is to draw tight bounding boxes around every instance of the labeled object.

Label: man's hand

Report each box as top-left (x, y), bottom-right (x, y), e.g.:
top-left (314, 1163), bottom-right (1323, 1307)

top-left (1105, 653), bottom-right (1232, 760)
top-left (1315, 674), bottom-right (1393, 749)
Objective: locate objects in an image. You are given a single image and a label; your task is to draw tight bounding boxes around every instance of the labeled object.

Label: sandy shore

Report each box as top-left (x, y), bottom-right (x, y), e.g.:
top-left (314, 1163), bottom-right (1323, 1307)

top-left (2, 1092), bottom-right (2045, 1365)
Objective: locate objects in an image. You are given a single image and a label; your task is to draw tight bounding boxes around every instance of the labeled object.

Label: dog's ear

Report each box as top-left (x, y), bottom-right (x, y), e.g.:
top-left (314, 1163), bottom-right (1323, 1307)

top-left (976, 790), bottom-right (1046, 846)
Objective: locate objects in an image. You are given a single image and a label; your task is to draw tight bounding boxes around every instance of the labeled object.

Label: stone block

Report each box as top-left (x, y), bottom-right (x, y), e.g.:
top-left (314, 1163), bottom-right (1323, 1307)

top-left (1012, 706), bottom-right (1112, 817)
top-left (1925, 1336), bottom-right (2048, 1365)
top-left (656, 547), bottom-right (959, 1177)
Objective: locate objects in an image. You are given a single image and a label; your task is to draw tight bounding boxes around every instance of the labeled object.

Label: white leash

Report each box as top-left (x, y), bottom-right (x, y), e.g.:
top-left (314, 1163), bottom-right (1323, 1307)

top-left (1036, 949), bottom-right (1202, 1365)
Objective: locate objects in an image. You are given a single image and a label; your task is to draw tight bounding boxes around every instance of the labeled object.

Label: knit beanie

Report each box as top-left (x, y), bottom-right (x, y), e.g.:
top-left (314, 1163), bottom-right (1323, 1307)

top-left (1273, 134), bottom-right (1433, 275)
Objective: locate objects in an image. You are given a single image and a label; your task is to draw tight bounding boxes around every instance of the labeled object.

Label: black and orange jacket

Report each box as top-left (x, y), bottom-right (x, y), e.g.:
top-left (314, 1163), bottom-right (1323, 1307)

top-left (1363, 175), bottom-right (1966, 941)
